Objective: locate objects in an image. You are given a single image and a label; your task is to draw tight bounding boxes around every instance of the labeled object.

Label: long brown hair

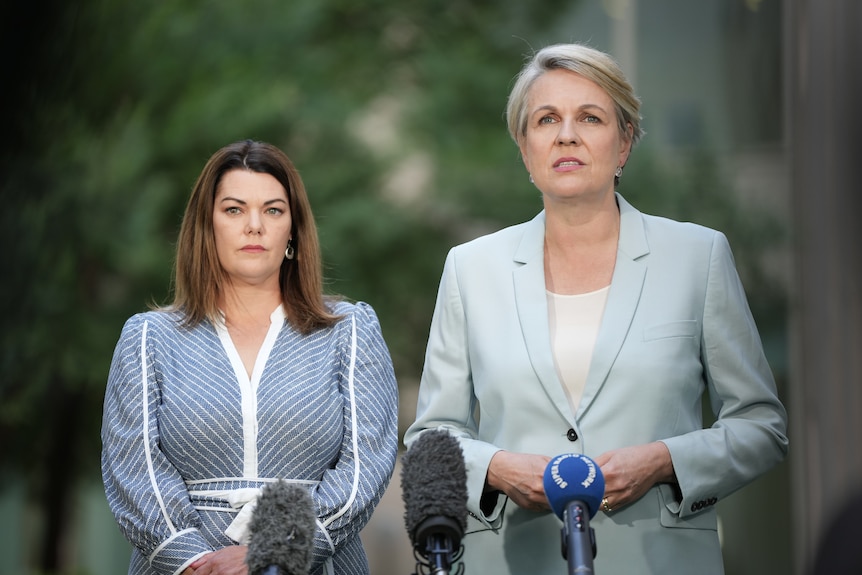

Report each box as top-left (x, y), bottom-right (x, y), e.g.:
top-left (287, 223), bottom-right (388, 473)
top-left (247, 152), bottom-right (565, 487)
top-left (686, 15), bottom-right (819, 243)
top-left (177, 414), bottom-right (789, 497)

top-left (165, 139), bottom-right (340, 333)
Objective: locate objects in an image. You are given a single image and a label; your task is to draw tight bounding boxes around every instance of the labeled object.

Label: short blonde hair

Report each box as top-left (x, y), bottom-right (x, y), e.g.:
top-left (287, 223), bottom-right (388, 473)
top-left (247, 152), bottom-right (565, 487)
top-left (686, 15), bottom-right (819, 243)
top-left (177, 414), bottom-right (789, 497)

top-left (506, 43), bottom-right (644, 147)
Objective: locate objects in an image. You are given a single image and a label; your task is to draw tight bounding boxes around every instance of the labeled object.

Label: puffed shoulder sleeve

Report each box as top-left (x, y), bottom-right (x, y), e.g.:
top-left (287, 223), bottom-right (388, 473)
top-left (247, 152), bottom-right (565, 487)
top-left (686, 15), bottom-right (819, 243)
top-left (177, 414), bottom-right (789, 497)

top-left (101, 314), bottom-right (212, 574)
top-left (310, 302), bottom-right (399, 571)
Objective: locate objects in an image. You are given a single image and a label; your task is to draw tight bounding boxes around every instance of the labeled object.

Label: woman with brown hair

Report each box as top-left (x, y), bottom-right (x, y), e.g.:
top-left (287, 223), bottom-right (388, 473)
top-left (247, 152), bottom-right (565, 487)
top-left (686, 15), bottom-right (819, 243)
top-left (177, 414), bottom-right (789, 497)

top-left (102, 140), bottom-right (398, 575)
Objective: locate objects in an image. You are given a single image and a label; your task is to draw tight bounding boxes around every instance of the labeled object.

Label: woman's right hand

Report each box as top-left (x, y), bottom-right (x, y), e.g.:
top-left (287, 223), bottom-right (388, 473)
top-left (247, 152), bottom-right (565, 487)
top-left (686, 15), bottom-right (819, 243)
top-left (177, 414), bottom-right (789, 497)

top-left (486, 451), bottom-right (552, 511)
top-left (182, 545), bottom-right (248, 575)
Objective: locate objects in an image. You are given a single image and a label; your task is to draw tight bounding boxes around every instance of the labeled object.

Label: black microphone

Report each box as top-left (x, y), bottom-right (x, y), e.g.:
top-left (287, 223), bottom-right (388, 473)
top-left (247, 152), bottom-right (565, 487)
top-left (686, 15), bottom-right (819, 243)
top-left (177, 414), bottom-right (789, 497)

top-left (543, 453), bottom-right (606, 575)
top-left (401, 429), bottom-right (468, 575)
top-left (246, 480), bottom-right (316, 575)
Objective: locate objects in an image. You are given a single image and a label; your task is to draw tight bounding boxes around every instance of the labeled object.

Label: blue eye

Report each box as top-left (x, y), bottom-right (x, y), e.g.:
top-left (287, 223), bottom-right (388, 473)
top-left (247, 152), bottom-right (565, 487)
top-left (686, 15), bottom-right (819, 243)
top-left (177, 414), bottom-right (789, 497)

top-left (539, 116), bottom-right (556, 125)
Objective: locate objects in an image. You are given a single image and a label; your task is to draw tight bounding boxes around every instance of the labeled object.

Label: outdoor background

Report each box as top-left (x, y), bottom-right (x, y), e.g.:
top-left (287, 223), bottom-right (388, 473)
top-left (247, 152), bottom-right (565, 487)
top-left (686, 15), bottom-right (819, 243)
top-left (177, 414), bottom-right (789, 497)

top-left (0, 0), bottom-right (841, 574)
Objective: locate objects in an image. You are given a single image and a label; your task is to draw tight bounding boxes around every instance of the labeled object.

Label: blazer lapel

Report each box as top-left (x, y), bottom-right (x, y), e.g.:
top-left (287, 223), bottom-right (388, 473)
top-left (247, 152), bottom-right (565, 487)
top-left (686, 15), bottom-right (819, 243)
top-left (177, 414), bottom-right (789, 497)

top-left (512, 212), bottom-right (577, 425)
top-left (577, 194), bottom-right (649, 417)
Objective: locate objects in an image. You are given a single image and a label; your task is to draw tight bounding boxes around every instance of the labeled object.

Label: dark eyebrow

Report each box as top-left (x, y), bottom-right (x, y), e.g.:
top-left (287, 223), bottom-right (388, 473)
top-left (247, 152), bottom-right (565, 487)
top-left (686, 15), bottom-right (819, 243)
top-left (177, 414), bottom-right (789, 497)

top-left (218, 196), bottom-right (288, 205)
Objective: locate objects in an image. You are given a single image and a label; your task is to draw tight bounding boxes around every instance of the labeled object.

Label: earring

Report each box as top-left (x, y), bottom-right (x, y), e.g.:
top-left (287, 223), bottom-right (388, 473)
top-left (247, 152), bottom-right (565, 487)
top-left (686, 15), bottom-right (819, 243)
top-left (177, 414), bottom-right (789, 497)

top-left (529, 174), bottom-right (534, 184)
top-left (615, 166), bottom-right (623, 179)
top-left (284, 239), bottom-right (295, 260)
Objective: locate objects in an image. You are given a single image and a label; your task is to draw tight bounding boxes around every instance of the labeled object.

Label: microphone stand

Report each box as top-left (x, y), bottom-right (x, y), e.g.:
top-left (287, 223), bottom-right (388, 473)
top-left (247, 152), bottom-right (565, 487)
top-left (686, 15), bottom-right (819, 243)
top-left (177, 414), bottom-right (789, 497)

top-left (562, 501), bottom-right (597, 574)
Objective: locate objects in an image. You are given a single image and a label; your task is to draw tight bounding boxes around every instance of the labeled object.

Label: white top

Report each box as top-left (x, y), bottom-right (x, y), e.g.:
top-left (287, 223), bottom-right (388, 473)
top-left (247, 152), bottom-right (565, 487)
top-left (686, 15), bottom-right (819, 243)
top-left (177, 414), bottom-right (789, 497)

top-left (547, 286), bottom-right (610, 413)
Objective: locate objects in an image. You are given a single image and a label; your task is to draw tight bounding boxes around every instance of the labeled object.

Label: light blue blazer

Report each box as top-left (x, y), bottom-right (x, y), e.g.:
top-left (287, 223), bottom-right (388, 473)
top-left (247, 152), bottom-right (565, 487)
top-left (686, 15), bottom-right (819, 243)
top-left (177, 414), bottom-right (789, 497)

top-left (405, 194), bottom-right (788, 575)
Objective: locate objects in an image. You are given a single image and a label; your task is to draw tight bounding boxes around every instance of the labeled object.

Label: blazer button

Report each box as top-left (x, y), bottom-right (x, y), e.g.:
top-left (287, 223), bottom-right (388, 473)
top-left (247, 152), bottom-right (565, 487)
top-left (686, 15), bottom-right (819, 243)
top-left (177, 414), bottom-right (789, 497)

top-left (566, 428), bottom-right (578, 442)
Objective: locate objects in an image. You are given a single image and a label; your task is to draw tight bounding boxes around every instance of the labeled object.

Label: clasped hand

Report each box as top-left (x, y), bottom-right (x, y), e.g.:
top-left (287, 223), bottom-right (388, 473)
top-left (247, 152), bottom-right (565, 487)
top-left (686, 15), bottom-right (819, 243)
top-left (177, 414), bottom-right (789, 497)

top-left (487, 442), bottom-right (674, 513)
top-left (182, 545), bottom-right (248, 575)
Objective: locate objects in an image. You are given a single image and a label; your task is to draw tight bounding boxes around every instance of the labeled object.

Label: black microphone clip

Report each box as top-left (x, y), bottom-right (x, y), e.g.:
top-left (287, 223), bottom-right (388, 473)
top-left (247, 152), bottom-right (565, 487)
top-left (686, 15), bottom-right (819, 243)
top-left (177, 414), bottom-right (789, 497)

top-left (412, 515), bottom-right (465, 575)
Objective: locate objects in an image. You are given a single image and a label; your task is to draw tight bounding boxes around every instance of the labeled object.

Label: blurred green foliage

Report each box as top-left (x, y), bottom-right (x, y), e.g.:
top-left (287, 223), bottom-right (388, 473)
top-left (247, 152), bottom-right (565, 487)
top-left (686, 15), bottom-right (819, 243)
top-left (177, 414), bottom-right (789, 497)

top-left (1, 0), bottom-right (785, 572)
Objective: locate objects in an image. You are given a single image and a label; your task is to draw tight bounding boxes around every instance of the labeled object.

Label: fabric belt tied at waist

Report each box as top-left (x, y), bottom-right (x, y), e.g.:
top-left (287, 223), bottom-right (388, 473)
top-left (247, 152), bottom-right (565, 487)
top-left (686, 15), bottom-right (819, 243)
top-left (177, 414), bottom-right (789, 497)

top-left (185, 486), bottom-right (264, 544)
top-left (193, 486), bottom-right (262, 544)
top-left (188, 480), bottom-right (319, 545)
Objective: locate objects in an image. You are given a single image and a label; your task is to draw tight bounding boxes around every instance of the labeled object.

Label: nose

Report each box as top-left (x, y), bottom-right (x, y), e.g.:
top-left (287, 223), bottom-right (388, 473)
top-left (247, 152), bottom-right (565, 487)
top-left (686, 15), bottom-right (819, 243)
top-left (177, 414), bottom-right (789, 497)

top-left (557, 119), bottom-right (580, 145)
top-left (246, 212), bottom-right (263, 234)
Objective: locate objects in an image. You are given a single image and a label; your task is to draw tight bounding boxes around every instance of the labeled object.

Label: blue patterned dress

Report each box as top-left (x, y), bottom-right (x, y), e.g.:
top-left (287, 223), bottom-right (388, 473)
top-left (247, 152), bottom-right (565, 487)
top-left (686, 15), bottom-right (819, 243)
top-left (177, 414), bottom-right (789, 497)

top-left (101, 301), bottom-right (399, 575)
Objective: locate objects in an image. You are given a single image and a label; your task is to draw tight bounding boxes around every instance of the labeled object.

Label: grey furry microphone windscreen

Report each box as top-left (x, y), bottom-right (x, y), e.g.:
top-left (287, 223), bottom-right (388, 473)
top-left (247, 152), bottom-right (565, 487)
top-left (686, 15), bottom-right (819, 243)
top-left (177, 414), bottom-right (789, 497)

top-left (246, 480), bottom-right (316, 575)
top-left (401, 429), bottom-right (469, 553)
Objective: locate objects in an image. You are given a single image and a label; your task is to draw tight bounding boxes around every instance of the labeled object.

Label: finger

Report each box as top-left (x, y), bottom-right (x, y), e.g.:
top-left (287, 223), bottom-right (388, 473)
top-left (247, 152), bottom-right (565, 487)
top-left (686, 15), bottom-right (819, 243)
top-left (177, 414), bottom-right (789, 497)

top-left (593, 450), bottom-right (614, 467)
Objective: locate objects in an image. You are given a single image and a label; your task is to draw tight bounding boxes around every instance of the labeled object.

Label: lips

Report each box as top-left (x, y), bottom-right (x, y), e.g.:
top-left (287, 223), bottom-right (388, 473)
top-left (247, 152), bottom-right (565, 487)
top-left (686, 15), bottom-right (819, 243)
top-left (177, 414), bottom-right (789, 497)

top-left (553, 157), bottom-right (584, 168)
top-left (241, 245), bottom-right (265, 252)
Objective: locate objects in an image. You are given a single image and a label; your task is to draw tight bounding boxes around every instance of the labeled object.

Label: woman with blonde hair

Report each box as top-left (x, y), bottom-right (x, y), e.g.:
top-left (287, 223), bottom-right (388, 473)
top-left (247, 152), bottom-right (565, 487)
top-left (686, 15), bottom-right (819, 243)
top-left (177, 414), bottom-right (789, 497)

top-left (406, 43), bottom-right (788, 574)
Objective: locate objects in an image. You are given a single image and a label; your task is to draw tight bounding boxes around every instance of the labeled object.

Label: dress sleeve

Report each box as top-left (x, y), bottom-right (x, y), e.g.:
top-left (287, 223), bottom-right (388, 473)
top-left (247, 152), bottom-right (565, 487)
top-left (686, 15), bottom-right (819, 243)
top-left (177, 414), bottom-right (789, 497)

top-left (101, 315), bottom-right (212, 574)
top-left (661, 231), bottom-right (789, 517)
top-left (309, 302), bottom-right (399, 570)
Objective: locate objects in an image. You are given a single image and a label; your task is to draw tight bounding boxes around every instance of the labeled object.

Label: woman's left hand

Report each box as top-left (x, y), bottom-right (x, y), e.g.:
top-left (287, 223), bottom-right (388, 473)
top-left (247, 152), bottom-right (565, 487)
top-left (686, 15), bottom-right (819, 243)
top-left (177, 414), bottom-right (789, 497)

top-left (182, 545), bottom-right (249, 575)
top-left (593, 441), bottom-right (675, 513)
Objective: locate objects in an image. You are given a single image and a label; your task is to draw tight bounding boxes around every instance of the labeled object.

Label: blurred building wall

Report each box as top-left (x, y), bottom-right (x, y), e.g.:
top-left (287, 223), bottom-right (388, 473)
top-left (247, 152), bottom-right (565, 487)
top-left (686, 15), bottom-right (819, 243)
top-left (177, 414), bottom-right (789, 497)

top-left (786, 0), bottom-right (862, 573)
